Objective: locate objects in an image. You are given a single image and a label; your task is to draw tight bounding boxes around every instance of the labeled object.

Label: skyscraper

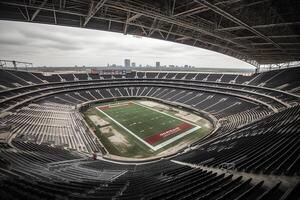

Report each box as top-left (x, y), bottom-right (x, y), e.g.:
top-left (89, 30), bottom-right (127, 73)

top-left (124, 59), bottom-right (130, 68)
top-left (156, 61), bottom-right (160, 68)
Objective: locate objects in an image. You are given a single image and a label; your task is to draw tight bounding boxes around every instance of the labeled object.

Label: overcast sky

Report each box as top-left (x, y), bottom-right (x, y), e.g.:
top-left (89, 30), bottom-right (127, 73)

top-left (0, 20), bottom-right (254, 69)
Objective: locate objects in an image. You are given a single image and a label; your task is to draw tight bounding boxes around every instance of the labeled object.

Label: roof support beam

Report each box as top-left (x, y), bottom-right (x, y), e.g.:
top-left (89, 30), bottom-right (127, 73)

top-left (235, 35), bottom-right (300, 40)
top-left (31, 0), bottom-right (48, 21)
top-left (123, 12), bottom-right (129, 35)
top-left (174, 0), bottom-right (240, 17)
top-left (195, 0), bottom-right (283, 51)
top-left (53, 4), bottom-right (57, 24)
top-left (126, 13), bottom-right (142, 23)
top-left (173, 7), bottom-right (202, 17)
top-left (171, 0), bottom-right (176, 16)
top-left (108, 20), bottom-right (111, 30)
top-left (252, 43), bottom-right (300, 46)
top-left (18, 7), bottom-right (29, 21)
top-left (165, 24), bottom-right (174, 40)
top-left (59, 0), bottom-right (66, 9)
top-left (148, 18), bottom-right (158, 36)
top-left (158, 30), bottom-right (165, 39)
top-left (136, 21), bottom-right (147, 36)
top-left (175, 36), bottom-right (190, 41)
top-left (84, 0), bottom-right (108, 27)
top-left (124, 12), bottom-right (140, 35)
top-left (217, 22), bottom-right (300, 31)
top-left (105, 1), bottom-right (250, 49)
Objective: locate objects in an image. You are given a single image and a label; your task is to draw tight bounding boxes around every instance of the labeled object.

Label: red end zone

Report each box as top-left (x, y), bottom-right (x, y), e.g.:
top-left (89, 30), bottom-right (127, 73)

top-left (144, 123), bottom-right (193, 145)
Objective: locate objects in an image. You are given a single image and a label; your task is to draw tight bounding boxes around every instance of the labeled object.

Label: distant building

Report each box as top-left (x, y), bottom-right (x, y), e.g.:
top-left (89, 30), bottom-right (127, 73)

top-left (156, 61), bottom-right (160, 68)
top-left (132, 62), bottom-right (136, 67)
top-left (124, 59), bottom-right (130, 67)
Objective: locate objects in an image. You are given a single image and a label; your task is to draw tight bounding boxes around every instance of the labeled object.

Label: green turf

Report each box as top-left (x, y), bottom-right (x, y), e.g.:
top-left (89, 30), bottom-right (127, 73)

top-left (98, 102), bottom-right (195, 145)
top-left (83, 106), bottom-right (154, 157)
top-left (83, 100), bottom-right (213, 158)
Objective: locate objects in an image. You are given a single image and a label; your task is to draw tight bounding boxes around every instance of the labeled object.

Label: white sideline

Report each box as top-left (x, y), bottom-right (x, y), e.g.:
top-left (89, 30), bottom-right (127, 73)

top-left (133, 101), bottom-right (201, 127)
top-left (96, 102), bottom-right (201, 151)
top-left (96, 107), bottom-right (156, 151)
top-left (153, 126), bottom-right (200, 150)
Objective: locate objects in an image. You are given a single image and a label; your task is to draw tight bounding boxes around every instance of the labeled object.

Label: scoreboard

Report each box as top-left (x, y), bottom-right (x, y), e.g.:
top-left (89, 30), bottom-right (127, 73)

top-left (91, 69), bottom-right (130, 75)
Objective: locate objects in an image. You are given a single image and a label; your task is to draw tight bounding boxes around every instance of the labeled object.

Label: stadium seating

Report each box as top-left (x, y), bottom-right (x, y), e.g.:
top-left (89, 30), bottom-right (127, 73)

top-left (5, 103), bottom-right (103, 153)
top-left (0, 67), bottom-right (299, 199)
top-left (175, 105), bottom-right (300, 176)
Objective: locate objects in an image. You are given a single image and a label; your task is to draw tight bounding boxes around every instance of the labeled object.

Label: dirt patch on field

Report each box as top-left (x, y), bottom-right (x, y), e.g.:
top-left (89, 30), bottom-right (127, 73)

top-left (100, 126), bottom-right (131, 148)
top-left (139, 101), bottom-right (178, 114)
top-left (157, 139), bottom-right (195, 157)
top-left (139, 100), bottom-right (170, 110)
top-left (89, 115), bottom-right (110, 127)
top-left (174, 110), bottom-right (203, 124)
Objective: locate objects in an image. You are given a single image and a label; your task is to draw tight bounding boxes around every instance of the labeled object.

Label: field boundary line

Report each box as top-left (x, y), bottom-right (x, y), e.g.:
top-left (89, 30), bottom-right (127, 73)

top-left (132, 101), bottom-right (201, 128)
top-left (95, 107), bottom-right (156, 151)
top-left (96, 102), bottom-right (202, 151)
top-left (153, 126), bottom-right (200, 150)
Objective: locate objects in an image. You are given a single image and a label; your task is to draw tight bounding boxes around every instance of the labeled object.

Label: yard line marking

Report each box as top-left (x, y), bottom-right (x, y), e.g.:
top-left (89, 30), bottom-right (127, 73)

top-left (96, 102), bottom-right (202, 151)
top-left (132, 101), bottom-right (200, 127)
top-left (96, 107), bottom-right (156, 151)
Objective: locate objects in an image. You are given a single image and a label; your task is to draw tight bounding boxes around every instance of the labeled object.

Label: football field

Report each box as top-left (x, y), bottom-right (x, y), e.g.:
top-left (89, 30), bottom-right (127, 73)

top-left (96, 101), bottom-right (201, 151)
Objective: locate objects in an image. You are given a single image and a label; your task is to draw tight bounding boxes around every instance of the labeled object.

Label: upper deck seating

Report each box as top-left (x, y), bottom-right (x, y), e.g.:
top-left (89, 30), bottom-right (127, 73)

top-left (176, 105), bottom-right (300, 176)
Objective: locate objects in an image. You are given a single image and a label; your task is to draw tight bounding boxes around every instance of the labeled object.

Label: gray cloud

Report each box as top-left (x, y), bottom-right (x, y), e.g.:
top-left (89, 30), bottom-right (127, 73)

top-left (0, 20), bottom-right (255, 69)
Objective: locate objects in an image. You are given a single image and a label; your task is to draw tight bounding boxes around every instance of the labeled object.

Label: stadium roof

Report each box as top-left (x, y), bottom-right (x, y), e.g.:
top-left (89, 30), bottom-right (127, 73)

top-left (0, 0), bottom-right (300, 67)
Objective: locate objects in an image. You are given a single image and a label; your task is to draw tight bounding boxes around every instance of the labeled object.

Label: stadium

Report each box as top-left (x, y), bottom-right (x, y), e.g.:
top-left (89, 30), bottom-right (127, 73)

top-left (0, 0), bottom-right (300, 199)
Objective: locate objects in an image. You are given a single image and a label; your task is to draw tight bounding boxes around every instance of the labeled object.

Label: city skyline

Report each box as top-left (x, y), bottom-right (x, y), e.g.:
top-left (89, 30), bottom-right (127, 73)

top-left (0, 20), bottom-right (255, 69)
top-left (105, 59), bottom-right (194, 69)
